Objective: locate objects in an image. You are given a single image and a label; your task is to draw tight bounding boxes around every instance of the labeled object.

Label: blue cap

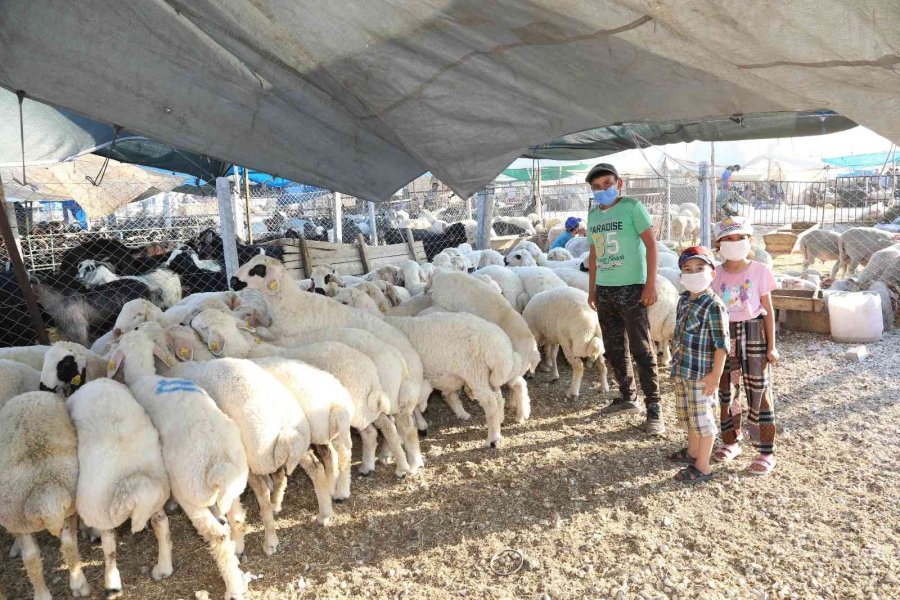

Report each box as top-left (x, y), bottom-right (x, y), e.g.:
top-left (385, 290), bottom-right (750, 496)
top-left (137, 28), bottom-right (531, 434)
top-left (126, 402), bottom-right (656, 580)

top-left (564, 217), bottom-right (582, 231)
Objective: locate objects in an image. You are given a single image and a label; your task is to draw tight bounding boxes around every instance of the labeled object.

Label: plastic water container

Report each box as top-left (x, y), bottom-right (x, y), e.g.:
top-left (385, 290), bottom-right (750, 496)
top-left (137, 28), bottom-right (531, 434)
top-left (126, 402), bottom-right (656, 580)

top-left (828, 292), bottom-right (883, 343)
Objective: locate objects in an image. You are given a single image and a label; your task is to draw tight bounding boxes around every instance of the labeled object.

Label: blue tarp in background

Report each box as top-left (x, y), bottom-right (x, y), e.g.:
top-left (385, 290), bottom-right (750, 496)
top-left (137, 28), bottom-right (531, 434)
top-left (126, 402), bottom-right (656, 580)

top-left (823, 151), bottom-right (897, 169)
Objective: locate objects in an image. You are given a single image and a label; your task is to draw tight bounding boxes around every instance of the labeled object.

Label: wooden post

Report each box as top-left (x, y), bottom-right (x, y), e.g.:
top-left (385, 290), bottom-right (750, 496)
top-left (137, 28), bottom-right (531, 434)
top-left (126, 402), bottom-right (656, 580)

top-left (357, 232), bottom-right (371, 273)
top-left (298, 236), bottom-right (312, 279)
top-left (403, 227), bottom-right (417, 261)
top-left (216, 177), bottom-right (240, 280)
top-left (0, 176), bottom-right (49, 344)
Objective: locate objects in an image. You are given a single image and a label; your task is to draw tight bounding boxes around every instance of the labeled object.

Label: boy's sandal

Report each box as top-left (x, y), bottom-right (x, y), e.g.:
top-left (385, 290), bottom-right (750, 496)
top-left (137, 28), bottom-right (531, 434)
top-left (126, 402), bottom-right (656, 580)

top-left (712, 443), bottom-right (742, 463)
top-left (747, 454), bottom-right (775, 476)
top-left (674, 464), bottom-right (714, 484)
top-left (668, 448), bottom-right (695, 464)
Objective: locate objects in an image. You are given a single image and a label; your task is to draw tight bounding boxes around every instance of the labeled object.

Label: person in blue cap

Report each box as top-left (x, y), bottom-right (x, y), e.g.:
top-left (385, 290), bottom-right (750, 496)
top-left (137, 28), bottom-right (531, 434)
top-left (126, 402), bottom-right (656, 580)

top-left (549, 216), bottom-right (585, 250)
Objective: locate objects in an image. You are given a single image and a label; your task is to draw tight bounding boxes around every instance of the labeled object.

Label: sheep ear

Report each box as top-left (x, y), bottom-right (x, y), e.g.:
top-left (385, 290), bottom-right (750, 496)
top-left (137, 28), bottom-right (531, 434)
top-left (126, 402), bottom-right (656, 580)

top-left (207, 331), bottom-right (226, 356)
top-left (153, 345), bottom-right (176, 368)
top-left (107, 350), bottom-right (124, 378)
top-left (253, 326), bottom-right (276, 342)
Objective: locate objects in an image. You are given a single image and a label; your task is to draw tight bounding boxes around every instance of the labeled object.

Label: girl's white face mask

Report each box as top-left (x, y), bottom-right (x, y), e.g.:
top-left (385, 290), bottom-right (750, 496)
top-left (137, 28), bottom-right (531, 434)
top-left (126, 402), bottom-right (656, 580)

top-left (680, 269), bottom-right (713, 294)
top-left (719, 239), bottom-right (752, 261)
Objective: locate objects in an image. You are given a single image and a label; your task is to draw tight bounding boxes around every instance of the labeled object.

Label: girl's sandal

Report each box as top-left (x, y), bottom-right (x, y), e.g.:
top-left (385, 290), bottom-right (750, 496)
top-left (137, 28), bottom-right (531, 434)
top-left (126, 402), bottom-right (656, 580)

top-left (674, 464), bottom-right (714, 484)
top-left (747, 454), bottom-right (775, 476)
top-left (668, 448), bottom-right (695, 464)
top-left (712, 443), bottom-right (742, 463)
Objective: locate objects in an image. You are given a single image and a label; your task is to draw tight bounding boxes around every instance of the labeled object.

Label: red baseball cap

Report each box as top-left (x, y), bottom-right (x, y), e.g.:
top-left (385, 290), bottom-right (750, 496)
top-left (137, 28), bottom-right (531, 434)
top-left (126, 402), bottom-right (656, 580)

top-left (678, 246), bottom-right (716, 268)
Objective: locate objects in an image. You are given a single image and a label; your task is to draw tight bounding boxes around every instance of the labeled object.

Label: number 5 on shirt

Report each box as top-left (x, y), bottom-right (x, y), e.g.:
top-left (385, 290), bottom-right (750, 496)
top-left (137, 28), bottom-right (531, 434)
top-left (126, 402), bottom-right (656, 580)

top-left (592, 231), bottom-right (619, 258)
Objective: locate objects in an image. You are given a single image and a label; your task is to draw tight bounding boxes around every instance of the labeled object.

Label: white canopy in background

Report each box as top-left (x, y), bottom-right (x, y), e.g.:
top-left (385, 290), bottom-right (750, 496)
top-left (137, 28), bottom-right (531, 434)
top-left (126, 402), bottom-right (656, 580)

top-left (0, 1), bottom-right (897, 201)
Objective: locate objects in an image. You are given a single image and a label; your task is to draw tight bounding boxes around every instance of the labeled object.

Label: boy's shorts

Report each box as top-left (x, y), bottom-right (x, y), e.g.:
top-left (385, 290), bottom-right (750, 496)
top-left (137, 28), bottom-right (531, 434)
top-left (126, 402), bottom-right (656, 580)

top-left (674, 377), bottom-right (717, 437)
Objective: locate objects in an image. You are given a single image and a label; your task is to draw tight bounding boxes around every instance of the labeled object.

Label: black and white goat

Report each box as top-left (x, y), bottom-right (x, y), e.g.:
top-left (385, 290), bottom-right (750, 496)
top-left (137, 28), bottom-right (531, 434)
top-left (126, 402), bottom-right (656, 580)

top-left (76, 259), bottom-right (182, 309)
top-left (164, 246), bottom-right (229, 295)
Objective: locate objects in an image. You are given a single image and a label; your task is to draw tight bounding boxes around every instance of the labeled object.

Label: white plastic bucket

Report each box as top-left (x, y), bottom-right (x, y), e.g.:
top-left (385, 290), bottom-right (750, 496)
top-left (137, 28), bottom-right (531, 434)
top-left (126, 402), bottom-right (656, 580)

top-left (828, 292), bottom-right (884, 343)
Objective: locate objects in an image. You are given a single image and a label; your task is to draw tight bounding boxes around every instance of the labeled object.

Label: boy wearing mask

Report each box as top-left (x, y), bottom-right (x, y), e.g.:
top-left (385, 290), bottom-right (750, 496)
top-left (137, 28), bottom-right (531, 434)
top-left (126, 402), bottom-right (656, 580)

top-left (586, 163), bottom-right (663, 435)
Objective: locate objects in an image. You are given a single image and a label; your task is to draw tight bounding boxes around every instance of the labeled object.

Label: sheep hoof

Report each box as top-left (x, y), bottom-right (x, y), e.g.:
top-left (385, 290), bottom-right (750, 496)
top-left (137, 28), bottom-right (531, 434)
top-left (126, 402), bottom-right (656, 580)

top-left (456, 412), bottom-right (472, 421)
top-left (333, 497), bottom-right (347, 504)
top-left (152, 564), bottom-right (173, 581)
top-left (358, 468), bottom-right (374, 477)
top-left (417, 429), bottom-right (428, 438)
top-left (487, 438), bottom-right (502, 449)
top-left (317, 514), bottom-right (335, 527)
top-left (263, 540), bottom-right (279, 556)
top-left (105, 588), bottom-right (123, 599)
top-left (70, 574), bottom-right (91, 597)
top-left (565, 392), bottom-right (578, 401)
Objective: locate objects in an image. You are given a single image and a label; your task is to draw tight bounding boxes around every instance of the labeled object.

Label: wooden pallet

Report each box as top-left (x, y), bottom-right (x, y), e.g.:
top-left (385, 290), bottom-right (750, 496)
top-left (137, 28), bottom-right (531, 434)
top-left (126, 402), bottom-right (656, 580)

top-left (763, 222), bottom-right (819, 255)
top-left (277, 230), bottom-right (426, 279)
top-left (772, 288), bottom-right (831, 333)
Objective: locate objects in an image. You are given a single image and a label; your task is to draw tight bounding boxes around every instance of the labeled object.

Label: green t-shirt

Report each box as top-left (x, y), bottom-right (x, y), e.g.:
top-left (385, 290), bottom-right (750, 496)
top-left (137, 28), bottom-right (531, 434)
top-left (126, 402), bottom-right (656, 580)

top-left (587, 196), bottom-right (653, 287)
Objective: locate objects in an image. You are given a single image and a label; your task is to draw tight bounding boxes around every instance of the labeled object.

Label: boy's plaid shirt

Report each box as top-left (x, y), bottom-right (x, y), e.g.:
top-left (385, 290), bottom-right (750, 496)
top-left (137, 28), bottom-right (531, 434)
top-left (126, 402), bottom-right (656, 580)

top-left (670, 289), bottom-right (730, 380)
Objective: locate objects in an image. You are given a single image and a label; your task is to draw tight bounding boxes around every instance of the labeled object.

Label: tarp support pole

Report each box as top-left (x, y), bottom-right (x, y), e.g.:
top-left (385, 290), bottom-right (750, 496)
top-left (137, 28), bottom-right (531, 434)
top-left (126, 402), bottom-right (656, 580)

top-left (0, 176), bottom-right (49, 345)
top-left (333, 192), bottom-right (343, 243)
top-left (699, 161), bottom-right (711, 247)
top-left (367, 201), bottom-right (378, 245)
top-left (231, 168), bottom-right (245, 241)
top-left (476, 188), bottom-right (492, 251)
top-left (244, 167), bottom-right (253, 244)
top-left (665, 176), bottom-right (672, 240)
top-left (534, 160), bottom-right (543, 220)
top-left (467, 196), bottom-right (473, 220)
top-left (216, 176), bottom-right (239, 280)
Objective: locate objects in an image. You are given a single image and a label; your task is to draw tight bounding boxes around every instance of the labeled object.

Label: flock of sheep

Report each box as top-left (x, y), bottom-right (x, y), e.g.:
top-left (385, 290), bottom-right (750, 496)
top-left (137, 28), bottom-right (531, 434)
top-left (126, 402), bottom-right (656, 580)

top-left (2, 205), bottom-right (899, 600)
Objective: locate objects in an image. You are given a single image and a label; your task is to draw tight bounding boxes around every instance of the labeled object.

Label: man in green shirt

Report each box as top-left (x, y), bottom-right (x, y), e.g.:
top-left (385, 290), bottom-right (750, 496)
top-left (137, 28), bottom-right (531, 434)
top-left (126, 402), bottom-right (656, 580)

top-left (586, 163), bottom-right (664, 435)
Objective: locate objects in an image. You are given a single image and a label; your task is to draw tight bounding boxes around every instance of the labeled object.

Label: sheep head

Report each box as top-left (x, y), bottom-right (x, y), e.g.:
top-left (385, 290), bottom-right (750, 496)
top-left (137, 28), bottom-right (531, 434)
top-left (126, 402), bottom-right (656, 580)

top-left (231, 255), bottom-right (289, 296)
top-left (40, 342), bottom-right (90, 397)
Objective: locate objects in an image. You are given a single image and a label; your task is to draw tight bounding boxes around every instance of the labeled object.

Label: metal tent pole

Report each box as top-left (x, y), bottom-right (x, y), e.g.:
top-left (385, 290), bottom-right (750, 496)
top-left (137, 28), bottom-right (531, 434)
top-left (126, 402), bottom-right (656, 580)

top-left (0, 176), bottom-right (49, 344)
top-left (475, 188), bottom-right (492, 250)
top-left (367, 201), bottom-right (378, 245)
top-left (699, 162), bottom-right (711, 247)
top-left (216, 177), bottom-right (240, 280)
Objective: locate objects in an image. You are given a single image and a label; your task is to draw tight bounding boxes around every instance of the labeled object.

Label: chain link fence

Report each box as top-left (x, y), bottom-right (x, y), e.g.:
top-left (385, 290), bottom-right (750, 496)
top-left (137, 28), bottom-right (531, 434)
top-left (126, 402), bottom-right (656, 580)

top-left (2, 169), bottom-right (899, 348)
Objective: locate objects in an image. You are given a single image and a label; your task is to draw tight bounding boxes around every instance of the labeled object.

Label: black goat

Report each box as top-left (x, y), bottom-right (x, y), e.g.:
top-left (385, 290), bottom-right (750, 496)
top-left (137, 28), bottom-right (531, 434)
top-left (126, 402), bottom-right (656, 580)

top-left (193, 228), bottom-right (284, 264)
top-left (164, 246), bottom-right (229, 295)
top-left (0, 271), bottom-right (39, 348)
top-left (32, 271), bottom-right (160, 346)
top-left (58, 237), bottom-right (163, 277)
top-left (381, 222), bottom-right (467, 260)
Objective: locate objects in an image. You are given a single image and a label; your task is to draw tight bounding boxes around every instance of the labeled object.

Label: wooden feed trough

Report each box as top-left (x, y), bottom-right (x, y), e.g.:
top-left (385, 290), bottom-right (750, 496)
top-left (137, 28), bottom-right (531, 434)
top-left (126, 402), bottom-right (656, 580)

top-left (771, 288), bottom-right (830, 334)
top-left (762, 221), bottom-right (819, 256)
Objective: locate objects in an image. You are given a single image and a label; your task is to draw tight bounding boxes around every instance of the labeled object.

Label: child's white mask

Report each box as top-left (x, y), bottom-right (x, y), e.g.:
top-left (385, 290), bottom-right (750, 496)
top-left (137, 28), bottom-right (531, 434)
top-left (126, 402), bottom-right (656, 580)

top-left (680, 270), bottom-right (713, 294)
top-left (719, 239), bottom-right (751, 261)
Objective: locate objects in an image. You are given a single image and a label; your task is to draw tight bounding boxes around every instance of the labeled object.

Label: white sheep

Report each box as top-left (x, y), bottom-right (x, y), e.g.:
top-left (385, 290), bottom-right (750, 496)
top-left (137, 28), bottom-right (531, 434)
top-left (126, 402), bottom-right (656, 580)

top-left (493, 215), bottom-right (536, 236)
top-left (231, 256), bottom-right (430, 471)
top-left (472, 273), bottom-right (504, 295)
top-left (366, 265), bottom-right (404, 287)
top-left (39, 342), bottom-right (108, 397)
top-left (522, 287), bottom-right (609, 399)
top-left (503, 249), bottom-right (537, 267)
top-left (0, 391), bottom-right (90, 600)
top-left (680, 202), bottom-right (701, 218)
top-left (550, 267), bottom-right (588, 293)
top-left (473, 265), bottom-right (528, 312)
top-left (400, 260), bottom-right (428, 296)
top-left (835, 227), bottom-right (896, 277)
top-left (508, 266), bottom-right (568, 305)
top-left (657, 250), bottom-right (679, 270)
top-left (333, 286), bottom-right (384, 317)
top-left (648, 275), bottom-right (679, 366)
top-left (162, 291), bottom-right (239, 327)
top-left (511, 240), bottom-right (543, 260)
top-left (657, 266), bottom-right (685, 294)
top-left (545, 222), bottom-right (566, 249)
top-left (672, 215), bottom-right (699, 245)
top-left (387, 313), bottom-right (515, 447)
top-left (464, 248), bottom-right (505, 269)
top-left (109, 330), bottom-right (248, 599)
top-left (0, 345), bottom-right (50, 371)
top-left (565, 237), bottom-right (591, 258)
top-left (855, 243), bottom-right (900, 289)
top-left (429, 270), bottom-right (539, 422)
top-left (64, 378), bottom-right (172, 595)
top-left (0, 359), bottom-right (40, 410)
top-left (188, 308), bottom-right (408, 479)
top-left (547, 247), bottom-right (574, 261)
top-left (543, 252), bottom-right (590, 272)
top-left (384, 293), bottom-right (435, 316)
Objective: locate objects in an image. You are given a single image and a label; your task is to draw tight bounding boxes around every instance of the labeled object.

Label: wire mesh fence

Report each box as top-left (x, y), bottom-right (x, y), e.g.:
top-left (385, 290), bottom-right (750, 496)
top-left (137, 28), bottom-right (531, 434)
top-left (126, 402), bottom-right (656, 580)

top-left (1, 167), bottom-right (899, 349)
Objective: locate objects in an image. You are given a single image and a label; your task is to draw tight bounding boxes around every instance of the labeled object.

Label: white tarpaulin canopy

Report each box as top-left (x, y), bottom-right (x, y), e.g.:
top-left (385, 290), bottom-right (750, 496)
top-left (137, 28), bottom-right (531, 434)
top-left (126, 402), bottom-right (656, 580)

top-left (1, 1), bottom-right (897, 202)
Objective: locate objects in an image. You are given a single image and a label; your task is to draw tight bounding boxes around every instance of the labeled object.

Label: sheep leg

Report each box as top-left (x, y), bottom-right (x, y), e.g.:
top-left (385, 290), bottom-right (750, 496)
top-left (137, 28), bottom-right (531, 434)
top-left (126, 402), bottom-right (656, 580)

top-left (150, 510), bottom-right (174, 580)
top-left (473, 387), bottom-right (504, 448)
top-left (441, 390), bottom-right (472, 420)
top-left (60, 516), bottom-right (90, 597)
top-left (377, 436), bottom-right (393, 464)
top-left (18, 534), bottom-right (51, 600)
top-left (547, 344), bottom-right (561, 381)
top-left (537, 344), bottom-right (552, 373)
top-left (358, 424), bottom-right (378, 476)
top-left (395, 411), bottom-right (425, 474)
top-left (298, 450), bottom-right (335, 527)
top-left (78, 518), bottom-right (100, 543)
top-left (226, 498), bottom-right (246, 558)
top-left (8, 538), bottom-right (20, 558)
top-left (270, 468), bottom-right (288, 515)
top-left (564, 353), bottom-right (584, 400)
top-left (317, 444), bottom-right (338, 497)
top-left (594, 356), bottom-right (610, 393)
top-left (508, 376), bottom-right (531, 423)
top-left (660, 339), bottom-right (672, 367)
top-left (374, 414), bottom-right (411, 478)
top-left (413, 407), bottom-right (429, 437)
top-left (182, 503), bottom-right (244, 600)
top-left (247, 474), bottom-right (280, 554)
top-left (333, 433), bottom-right (354, 500)
top-left (100, 529), bottom-right (122, 595)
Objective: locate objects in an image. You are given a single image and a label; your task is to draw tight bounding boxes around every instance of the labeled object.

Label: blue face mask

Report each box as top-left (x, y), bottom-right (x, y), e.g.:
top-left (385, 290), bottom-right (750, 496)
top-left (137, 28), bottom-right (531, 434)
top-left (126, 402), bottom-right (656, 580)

top-left (592, 187), bottom-right (618, 206)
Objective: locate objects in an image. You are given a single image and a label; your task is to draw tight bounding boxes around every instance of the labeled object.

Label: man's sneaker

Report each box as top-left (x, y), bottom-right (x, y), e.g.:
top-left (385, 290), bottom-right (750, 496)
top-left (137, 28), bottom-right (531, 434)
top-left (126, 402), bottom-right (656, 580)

top-left (644, 403), bottom-right (666, 435)
top-left (599, 398), bottom-right (641, 416)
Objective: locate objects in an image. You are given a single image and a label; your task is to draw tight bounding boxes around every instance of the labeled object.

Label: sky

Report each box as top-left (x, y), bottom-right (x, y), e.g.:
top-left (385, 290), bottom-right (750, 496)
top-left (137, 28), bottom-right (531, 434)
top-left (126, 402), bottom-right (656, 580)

top-left (506, 126), bottom-right (896, 179)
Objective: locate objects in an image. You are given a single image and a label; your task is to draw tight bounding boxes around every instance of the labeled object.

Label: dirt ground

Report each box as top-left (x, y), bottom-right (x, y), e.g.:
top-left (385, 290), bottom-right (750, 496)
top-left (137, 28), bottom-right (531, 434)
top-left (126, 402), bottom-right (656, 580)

top-left (2, 325), bottom-right (898, 600)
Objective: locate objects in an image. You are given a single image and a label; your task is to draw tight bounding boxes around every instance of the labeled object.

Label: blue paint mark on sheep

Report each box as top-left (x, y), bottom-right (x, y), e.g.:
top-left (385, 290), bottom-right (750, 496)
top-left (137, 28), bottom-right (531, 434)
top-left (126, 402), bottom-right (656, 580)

top-left (156, 379), bottom-right (203, 395)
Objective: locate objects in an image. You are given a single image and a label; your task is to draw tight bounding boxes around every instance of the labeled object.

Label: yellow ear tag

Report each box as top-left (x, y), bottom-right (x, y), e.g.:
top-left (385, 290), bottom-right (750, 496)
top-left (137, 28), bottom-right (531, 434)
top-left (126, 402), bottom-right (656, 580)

top-left (254, 337), bottom-right (261, 344)
top-left (268, 280), bottom-right (279, 292)
top-left (210, 342), bottom-right (220, 353)
top-left (107, 359), bottom-right (116, 371)
top-left (179, 347), bottom-right (190, 359)
top-left (70, 374), bottom-right (81, 386)
top-left (379, 305), bottom-right (386, 313)
top-left (245, 318), bottom-right (252, 328)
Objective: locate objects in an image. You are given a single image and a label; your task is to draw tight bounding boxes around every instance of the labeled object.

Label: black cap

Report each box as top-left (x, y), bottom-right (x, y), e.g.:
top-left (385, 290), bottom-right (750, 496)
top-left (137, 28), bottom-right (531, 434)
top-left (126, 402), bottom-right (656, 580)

top-left (585, 163), bottom-right (620, 183)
